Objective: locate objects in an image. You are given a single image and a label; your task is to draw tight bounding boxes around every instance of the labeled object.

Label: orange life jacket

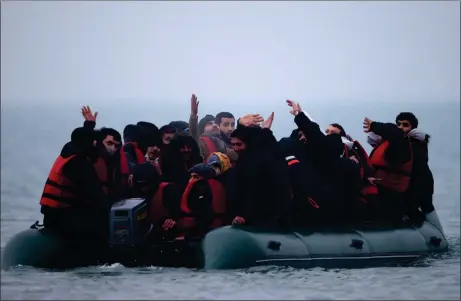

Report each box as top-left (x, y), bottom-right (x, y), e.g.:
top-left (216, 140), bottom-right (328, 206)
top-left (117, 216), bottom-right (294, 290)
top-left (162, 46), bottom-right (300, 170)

top-left (346, 141), bottom-right (379, 203)
top-left (120, 142), bottom-right (146, 185)
top-left (148, 182), bottom-right (171, 223)
top-left (178, 178), bottom-right (227, 230)
top-left (369, 139), bottom-right (413, 193)
top-left (93, 156), bottom-right (112, 195)
top-left (39, 155), bottom-right (83, 209)
top-left (200, 136), bottom-right (218, 161)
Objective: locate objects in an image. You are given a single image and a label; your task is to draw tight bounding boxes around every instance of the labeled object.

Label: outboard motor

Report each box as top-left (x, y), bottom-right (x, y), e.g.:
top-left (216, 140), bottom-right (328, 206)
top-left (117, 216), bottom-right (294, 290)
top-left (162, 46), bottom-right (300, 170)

top-left (109, 198), bottom-right (151, 248)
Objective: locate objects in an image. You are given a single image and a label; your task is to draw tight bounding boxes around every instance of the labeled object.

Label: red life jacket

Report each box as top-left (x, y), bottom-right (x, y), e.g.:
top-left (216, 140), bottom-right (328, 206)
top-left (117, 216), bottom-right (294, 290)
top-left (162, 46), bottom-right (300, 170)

top-left (178, 178), bottom-right (227, 231)
top-left (119, 142), bottom-right (146, 185)
top-left (93, 156), bottom-right (112, 196)
top-left (369, 139), bottom-right (413, 193)
top-left (347, 141), bottom-right (379, 203)
top-left (148, 182), bottom-right (171, 223)
top-left (39, 155), bottom-right (84, 208)
top-left (200, 136), bottom-right (218, 161)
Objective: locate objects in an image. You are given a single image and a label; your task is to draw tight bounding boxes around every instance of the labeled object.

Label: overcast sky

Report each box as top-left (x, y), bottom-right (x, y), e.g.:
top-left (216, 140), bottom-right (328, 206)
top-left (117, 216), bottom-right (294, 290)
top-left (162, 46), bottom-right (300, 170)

top-left (1, 1), bottom-right (459, 107)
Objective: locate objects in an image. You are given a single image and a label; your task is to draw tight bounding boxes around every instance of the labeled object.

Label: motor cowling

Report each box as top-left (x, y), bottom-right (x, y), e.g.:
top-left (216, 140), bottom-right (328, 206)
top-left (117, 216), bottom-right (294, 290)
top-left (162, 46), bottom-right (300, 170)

top-left (108, 198), bottom-right (151, 248)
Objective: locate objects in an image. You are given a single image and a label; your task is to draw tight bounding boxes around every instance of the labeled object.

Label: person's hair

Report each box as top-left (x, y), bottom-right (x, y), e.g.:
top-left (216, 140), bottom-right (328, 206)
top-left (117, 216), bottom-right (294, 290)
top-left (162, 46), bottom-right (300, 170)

top-left (396, 112), bottom-right (418, 129)
top-left (99, 127), bottom-right (121, 142)
top-left (215, 112), bottom-right (234, 125)
top-left (329, 123), bottom-right (346, 137)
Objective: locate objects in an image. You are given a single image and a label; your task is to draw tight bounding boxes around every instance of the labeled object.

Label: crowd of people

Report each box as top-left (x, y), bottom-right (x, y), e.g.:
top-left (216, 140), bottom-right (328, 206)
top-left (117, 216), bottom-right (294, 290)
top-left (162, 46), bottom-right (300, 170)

top-left (38, 95), bottom-right (440, 242)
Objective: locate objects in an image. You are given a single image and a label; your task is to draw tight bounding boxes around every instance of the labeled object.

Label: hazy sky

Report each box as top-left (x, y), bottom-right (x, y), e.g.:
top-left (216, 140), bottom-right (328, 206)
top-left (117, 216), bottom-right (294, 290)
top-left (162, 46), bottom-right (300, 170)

top-left (1, 1), bottom-right (460, 107)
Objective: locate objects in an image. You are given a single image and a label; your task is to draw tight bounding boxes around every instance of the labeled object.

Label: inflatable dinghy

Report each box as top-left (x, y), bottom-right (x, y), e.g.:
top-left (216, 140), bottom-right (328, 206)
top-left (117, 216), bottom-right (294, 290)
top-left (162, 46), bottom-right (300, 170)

top-left (2, 198), bottom-right (448, 270)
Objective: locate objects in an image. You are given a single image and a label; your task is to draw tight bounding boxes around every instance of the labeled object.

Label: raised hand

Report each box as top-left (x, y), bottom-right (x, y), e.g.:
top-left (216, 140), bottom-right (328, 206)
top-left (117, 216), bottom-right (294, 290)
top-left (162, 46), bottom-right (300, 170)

top-left (363, 117), bottom-right (373, 133)
top-left (286, 100), bottom-right (302, 116)
top-left (191, 94), bottom-right (199, 116)
top-left (261, 112), bottom-right (275, 129)
top-left (238, 114), bottom-right (264, 127)
top-left (81, 105), bottom-right (98, 122)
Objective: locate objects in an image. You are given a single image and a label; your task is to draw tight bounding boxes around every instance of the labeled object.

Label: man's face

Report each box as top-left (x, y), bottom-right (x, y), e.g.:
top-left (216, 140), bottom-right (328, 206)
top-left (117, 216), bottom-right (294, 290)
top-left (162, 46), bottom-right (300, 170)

top-left (102, 135), bottom-right (121, 155)
top-left (204, 120), bottom-right (220, 134)
top-left (325, 125), bottom-right (341, 136)
top-left (231, 137), bottom-right (246, 153)
top-left (219, 117), bottom-right (235, 138)
top-left (162, 133), bottom-right (175, 145)
top-left (396, 119), bottom-right (412, 134)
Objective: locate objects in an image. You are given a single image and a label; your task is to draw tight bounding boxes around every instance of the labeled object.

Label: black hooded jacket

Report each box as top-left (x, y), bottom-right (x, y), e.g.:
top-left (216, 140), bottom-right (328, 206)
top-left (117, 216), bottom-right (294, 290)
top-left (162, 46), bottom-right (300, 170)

top-left (160, 133), bottom-right (203, 191)
top-left (290, 112), bottom-right (363, 222)
top-left (231, 126), bottom-right (292, 226)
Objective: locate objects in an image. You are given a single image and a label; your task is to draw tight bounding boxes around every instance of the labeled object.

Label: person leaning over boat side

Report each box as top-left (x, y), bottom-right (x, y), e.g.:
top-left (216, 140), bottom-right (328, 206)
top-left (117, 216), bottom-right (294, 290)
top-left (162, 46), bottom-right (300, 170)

top-left (129, 162), bottom-right (182, 240)
top-left (187, 94), bottom-right (237, 162)
top-left (364, 112), bottom-right (438, 226)
top-left (39, 127), bottom-right (116, 240)
top-left (230, 113), bottom-right (293, 228)
top-left (177, 163), bottom-right (228, 239)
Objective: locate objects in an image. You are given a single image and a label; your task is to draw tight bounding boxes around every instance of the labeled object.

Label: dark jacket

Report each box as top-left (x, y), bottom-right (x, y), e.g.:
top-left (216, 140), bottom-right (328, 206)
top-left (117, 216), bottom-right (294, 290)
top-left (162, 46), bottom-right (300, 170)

top-left (83, 120), bottom-right (123, 201)
top-left (369, 122), bottom-right (411, 165)
top-left (231, 126), bottom-right (292, 227)
top-left (160, 133), bottom-right (203, 191)
top-left (291, 112), bottom-right (363, 223)
top-left (407, 138), bottom-right (434, 214)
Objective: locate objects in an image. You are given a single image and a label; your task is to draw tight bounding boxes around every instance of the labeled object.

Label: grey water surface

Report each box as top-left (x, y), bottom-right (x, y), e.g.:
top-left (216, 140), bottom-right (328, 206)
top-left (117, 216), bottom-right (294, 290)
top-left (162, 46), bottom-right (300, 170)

top-left (1, 102), bottom-right (459, 300)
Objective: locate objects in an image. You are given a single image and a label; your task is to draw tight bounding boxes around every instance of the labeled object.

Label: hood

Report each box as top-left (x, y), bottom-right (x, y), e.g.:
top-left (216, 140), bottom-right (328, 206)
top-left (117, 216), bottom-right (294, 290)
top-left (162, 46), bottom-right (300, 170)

top-left (169, 120), bottom-right (189, 132)
top-left (160, 132), bottom-right (203, 174)
top-left (207, 152), bottom-right (231, 173)
top-left (289, 129), bottom-right (301, 140)
top-left (62, 127), bottom-right (98, 159)
top-left (188, 163), bottom-right (217, 179)
top-left (341, 136), bottom-right (354, 150)
top-left (407, 128), bottom-right (430, 143)
top-left (137, 121), bottom-right (162, 147)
